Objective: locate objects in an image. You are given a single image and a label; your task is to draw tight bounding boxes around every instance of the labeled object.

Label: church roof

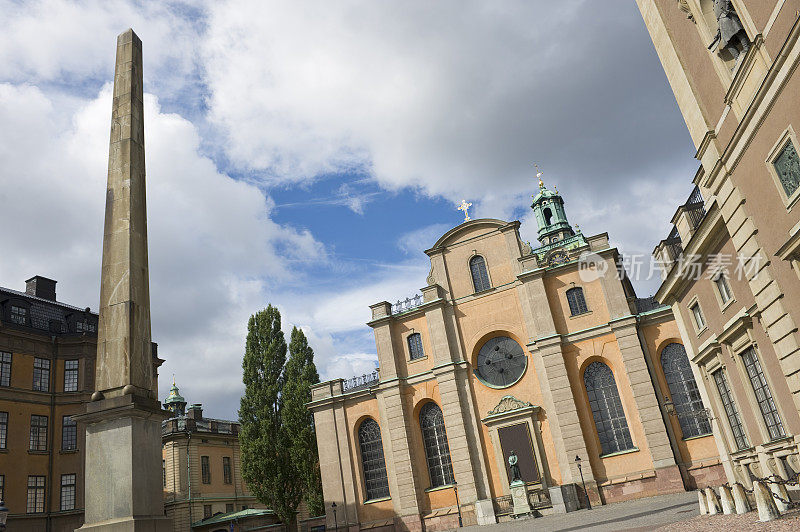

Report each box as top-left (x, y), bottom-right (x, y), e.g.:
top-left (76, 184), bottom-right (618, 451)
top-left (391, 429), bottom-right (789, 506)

top-left (426, 219), bottom-right (514, 254)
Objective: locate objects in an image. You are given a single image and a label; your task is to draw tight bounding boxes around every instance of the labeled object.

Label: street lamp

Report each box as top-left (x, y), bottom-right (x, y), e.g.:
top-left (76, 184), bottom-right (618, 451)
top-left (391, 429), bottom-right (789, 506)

top-left (331, 502), bottom-right (337, 531)
top-left (0, 499), bottom-right (8, 531)
top-left (575, 456), bottom-right (591, 510)
top-left (453, 482), bottom-right (463, 528)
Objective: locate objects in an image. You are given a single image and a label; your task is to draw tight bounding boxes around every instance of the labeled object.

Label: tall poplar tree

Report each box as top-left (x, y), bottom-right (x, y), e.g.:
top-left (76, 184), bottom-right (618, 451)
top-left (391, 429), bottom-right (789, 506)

top-left (239, 306), bottom-right (324, 529)
top-left (284, 326), bottom-right (324, 515)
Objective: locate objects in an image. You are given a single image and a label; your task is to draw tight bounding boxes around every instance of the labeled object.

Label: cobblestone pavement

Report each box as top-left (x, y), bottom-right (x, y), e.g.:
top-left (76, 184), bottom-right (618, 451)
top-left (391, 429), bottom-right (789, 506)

top-left (660, 507), bottom-right (800, 531)
top-left (456, 491), bottom-right (800, 531)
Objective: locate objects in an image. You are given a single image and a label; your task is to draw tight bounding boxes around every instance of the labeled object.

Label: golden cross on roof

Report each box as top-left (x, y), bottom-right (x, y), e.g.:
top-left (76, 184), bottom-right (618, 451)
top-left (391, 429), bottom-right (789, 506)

top-left (457, 199), bottom-right (472, 222)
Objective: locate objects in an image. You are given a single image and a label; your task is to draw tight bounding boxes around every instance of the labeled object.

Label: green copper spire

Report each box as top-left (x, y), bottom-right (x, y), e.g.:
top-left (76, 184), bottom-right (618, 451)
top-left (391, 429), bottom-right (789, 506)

top-left (164, 376), bottom-right (187, 416)
top-left (530, 168), bottom-right (574, 245)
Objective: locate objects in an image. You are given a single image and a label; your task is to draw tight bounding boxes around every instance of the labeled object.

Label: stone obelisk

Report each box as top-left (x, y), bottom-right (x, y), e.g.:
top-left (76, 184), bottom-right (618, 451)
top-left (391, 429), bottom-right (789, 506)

top-left (75, 28), bottom-right (171, 532)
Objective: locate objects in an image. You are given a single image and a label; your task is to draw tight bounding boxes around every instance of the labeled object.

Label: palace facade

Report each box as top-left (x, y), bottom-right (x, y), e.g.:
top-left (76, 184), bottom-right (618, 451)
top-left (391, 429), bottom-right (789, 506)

top-left (640, 0), bottom-right (800, 494)
top-left (309, 182), bottom-right (725, 531)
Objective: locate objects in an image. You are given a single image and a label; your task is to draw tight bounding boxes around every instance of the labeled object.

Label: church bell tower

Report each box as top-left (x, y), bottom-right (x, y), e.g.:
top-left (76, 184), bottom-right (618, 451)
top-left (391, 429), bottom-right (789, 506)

top-left (531, 173), bottom-right (574, 245)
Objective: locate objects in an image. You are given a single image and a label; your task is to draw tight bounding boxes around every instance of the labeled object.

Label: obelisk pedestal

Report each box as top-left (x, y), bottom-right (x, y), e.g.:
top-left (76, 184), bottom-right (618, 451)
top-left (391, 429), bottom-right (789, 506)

top-left (73, 28), bottom-right (170, 532)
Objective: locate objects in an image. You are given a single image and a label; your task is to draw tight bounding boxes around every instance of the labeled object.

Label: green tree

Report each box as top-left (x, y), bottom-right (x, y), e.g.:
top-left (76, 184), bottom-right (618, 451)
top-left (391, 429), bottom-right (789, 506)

top-left (239, 306), bottom-right (324, 529)
top-left (284, 326), bottom-right (324, 516)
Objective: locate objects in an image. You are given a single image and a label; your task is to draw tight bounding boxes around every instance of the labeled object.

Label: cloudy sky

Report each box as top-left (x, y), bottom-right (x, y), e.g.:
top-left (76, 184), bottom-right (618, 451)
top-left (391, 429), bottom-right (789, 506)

top-left (0, 0), bottom-right (698, 419)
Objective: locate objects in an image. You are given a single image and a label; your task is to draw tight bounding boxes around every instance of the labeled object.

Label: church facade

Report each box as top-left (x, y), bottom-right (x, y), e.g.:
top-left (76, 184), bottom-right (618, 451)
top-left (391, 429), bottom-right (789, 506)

top-left (309, 182), bottom-right (725, 531)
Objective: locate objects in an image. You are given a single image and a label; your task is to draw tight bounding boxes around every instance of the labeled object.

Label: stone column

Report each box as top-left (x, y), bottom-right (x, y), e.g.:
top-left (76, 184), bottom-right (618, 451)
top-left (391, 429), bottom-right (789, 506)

top-left (74, 29), bottom-right (170, 532)
top-left (426, 299), bottom-right (493, 518)
top-left (610, 318), bottom-right (678, 472)
top-left (518, 271), bottom-right (595, 509)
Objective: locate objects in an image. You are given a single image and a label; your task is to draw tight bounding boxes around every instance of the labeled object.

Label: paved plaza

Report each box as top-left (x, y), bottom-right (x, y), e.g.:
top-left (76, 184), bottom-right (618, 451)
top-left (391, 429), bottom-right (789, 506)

top-left (458, 491), bottom-right (800, 531)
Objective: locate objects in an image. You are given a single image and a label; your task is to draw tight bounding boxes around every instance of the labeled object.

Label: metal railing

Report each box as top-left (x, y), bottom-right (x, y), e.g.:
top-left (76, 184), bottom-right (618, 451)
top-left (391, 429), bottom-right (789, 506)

top-left (342, 370), bottom-right (380, 392)
top-left (391, 293), bottom-right (424, 315)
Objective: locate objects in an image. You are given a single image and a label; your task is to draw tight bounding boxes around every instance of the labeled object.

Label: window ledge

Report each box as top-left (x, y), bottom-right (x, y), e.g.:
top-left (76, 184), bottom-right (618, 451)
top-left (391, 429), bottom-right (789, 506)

top-left (682, 433), bottom-right (713, 442)
top-left (408, 356), bottom-right (428, 364)
top-left (569, 310), bottom-right (592, 320)
top-left (28, 449), bottom-right (49, 455)
top-left (599, 447), bottom-right (639, 459)
top-left (363, 496), bottom-right (391, 504)
top-left (719, 298), bottom-right (736, 313)
top-left (695, 325), bottom-right (708, 337)
top-left (425, 484), bottom-right (456, 493)
top-left (59, 448), bottom-right (79, 454)
top-left (472, 287), bottom-right (495, 297)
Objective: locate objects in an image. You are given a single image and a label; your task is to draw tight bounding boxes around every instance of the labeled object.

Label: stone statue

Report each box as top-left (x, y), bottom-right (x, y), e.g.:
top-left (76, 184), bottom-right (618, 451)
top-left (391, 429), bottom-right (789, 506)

top-left (508, 450), bottom-right (523, 484)
top-left (708, 0), bottom-right (750, 60)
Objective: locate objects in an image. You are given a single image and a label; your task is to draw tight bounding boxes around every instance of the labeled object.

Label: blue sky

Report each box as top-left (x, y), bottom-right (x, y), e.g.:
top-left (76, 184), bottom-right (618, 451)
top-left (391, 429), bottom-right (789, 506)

top-left (0, 0), bottom-right (698, 419)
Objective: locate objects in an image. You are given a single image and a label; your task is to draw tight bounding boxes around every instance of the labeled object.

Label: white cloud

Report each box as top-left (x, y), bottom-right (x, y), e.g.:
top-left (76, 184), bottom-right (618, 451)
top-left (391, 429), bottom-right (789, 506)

top-left (0, 82), bottom-right (325, 418)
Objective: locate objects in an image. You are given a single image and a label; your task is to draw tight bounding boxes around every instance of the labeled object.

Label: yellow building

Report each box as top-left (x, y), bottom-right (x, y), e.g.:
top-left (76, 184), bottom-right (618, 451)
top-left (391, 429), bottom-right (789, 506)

top-left (640, 0), bottom-right (800, 496)
top-left (161, 383), bottom-right (270, 531)
top-left (0, 276), bottom-right (97, 531)
top-left (309, 183), bottom-right (725, 531)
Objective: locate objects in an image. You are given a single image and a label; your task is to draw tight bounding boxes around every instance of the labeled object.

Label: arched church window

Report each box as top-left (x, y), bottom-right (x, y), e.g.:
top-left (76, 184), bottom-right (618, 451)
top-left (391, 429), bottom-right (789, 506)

top-left (661, 343), bottom-right (711, 438)
top-left (419, 403), bottom-right (455, 488)
top-left (408, 333), bottom-right (424, 360)
top-left (474, 336), bottom-right (527, 388)
top-left (469, 255), bottom-right (491, 293)
top-left (358, 418), bottom-right (390, 501)
top-left (583, 362), bottom-right (634, 455)
top-left (566, 287), bottom-right (588, 316)
top-left (543, 207), bottom-right (553, 225)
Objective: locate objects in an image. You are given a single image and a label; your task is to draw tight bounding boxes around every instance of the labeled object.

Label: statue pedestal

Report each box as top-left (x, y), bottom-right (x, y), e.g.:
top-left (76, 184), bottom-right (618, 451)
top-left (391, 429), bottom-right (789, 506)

top-left (510, 481), bottom-right (532, 517)
top-left (73, 395), bottom-right (172, 532)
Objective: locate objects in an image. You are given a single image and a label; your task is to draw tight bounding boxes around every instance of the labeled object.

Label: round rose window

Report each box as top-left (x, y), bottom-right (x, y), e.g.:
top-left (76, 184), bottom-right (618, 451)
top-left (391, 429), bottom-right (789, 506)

top-left (474, 336), bottom-right (527, 388)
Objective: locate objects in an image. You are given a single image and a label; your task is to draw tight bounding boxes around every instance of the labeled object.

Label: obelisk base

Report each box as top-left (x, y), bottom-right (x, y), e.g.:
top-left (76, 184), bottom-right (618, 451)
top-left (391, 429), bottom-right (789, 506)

top-left (73, 395), bottom-right (172, 532)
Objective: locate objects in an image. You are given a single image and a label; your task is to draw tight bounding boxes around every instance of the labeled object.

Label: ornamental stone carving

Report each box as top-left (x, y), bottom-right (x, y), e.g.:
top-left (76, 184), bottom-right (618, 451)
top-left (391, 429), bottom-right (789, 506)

top-left (487, 395), bottom-right (534, 416)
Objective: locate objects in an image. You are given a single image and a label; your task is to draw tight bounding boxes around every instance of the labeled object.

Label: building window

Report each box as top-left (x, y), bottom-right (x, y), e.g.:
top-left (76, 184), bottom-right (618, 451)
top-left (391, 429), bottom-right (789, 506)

top-left (469, 255), bottom-right (491, 293)
top-left (76, 320), bottom-right (96, 333)
top-left (27, 476), bottom-right (46, 513)
top-left (64, 360), bottom-right (79, 392)
top-left (0, 352), bottom-right (10, 387)
top-left (226, 503), bottom-right (234, 513)
top-left (741, 347), bottom-right (786, 440)
top-left (62, 416), bottom-right (77, 450)
top-left (358, 418), bottom-right (390, 501)
top-left (584, 362), bottom-right (634, 455)
top-left (714, 274), bottom-right (733, 304)
top-left (661, 343), bottom-right (711, 438)
top-left (29, 414), bottom-right (48, 451)
top-left (60, 474), bottom-right (76, 511)
top-left (773, 140), bottom-right (800, 199)
top-left (566, 286), bottom-right (589, 316)
top-left (0, 412), bottom-right (6, 449)
top-left (419, 402), bottom-right (455, 488)
top-left (223, 456), bottom-right (232, 484)
top-left (201, 455), bottom-right (211, 484)
top-left (204, 504), bottom-right (213, 518)
top-left (713, 370), bottom-right (749, 450)
top-left (475, 336), bottom-right (527, 388)
top-left (407, 333), bottom-right (425, 360)
top-left (690, 302), bottom-right (706, 331)
top-left (10, 305), bottom-right (28, 325)
top-left (33, 357), bottom-right (50, 391)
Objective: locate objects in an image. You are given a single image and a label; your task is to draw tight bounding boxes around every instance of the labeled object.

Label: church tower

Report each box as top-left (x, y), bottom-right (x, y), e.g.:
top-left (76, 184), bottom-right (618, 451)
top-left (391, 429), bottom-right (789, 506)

top-left (530, 175), bottom-right (574, 245)
top-left (165, 378), bottom-right (187, 417)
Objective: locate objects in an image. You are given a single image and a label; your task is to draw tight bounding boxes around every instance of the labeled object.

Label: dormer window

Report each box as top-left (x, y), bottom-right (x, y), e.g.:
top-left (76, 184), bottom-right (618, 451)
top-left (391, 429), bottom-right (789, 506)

top-left (10, 305), bottom-right (27, 325)
top-left (470, 255), bottom-right (491, 293)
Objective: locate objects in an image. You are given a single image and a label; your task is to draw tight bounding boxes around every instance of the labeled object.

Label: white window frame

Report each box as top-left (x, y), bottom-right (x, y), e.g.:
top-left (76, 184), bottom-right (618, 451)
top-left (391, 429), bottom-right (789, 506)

top-left (765, 125), bottom-right (800, 211)
top-left (687, 296), bottom-right (707, 334)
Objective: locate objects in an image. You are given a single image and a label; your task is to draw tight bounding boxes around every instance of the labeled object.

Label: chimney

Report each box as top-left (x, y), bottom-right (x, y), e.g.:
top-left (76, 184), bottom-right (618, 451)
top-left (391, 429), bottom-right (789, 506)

top-left (25, 276), bottom-right (57, 301)
top-left (187, 404), bottom-right (203, 420)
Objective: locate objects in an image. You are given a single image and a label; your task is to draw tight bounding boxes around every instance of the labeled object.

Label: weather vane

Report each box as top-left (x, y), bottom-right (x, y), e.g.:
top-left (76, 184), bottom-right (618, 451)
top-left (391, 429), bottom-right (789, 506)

top-left (457, 200), bottom-right (473, 222)
top-left (534, 163), bottom-right (544, 189)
